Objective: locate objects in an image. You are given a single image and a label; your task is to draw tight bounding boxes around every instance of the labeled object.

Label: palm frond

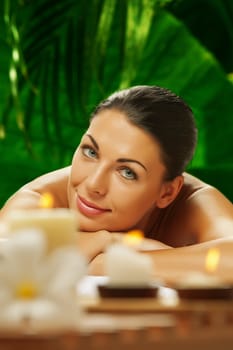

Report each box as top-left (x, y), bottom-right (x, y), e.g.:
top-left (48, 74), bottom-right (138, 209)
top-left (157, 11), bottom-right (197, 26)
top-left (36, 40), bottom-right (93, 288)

top-left (1, 0), bottom-right (233, 206)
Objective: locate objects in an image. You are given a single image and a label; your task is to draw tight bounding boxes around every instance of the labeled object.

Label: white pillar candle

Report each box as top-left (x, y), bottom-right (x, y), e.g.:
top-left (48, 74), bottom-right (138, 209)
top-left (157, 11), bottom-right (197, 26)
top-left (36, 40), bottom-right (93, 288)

top-left (8, 208), bottom-right (78, 253)
top-left (105, 243), bottom-right (153, 286)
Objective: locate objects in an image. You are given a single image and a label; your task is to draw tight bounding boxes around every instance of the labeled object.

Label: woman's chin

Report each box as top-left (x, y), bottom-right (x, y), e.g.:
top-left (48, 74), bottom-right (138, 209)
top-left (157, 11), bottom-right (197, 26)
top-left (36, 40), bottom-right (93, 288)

top-left (77, 217), bottom-right (108, 232)
top-left (76, 212), bottom-right (131, 233)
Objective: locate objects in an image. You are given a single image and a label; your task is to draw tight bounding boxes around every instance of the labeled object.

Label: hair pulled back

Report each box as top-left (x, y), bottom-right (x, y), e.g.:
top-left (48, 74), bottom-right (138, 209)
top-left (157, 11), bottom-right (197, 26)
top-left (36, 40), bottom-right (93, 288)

top-left (91, 85), bottom-right (197, 180)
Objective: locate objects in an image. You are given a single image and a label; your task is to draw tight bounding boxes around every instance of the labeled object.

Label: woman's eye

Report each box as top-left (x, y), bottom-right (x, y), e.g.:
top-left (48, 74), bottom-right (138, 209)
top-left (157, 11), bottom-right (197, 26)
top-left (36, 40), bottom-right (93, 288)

top-left (119, 167), bottom-right (137, 180)
top-left (81, 146), bottom-right (97, 159)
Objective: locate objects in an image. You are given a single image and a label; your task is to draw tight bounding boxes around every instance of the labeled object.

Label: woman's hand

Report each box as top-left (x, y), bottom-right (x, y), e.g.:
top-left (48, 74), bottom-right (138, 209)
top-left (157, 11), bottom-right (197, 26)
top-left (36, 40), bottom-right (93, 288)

top-left (77, 230), bottom-right (172, 263)
top-left (77, 230), bottom-right (173, 276)
top-left (88, 253), bottom-right (105, 275)
top-left (76, 230), bottom-right (113, 262)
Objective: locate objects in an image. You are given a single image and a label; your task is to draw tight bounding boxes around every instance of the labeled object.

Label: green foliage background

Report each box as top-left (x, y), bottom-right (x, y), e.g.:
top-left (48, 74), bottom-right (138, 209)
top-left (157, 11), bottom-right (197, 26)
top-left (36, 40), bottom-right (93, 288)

top-left (0, 0), bottom-right (233, 206)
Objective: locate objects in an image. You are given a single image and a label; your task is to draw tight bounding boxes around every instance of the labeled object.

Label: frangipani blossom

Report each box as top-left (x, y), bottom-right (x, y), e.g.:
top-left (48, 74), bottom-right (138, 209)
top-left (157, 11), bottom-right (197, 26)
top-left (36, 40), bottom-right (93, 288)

top-left (0, 229), bottom-right (87, 333)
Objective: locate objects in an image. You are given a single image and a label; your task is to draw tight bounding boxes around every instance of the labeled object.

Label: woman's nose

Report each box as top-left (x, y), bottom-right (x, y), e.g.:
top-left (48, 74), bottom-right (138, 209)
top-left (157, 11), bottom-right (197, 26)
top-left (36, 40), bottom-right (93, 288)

top-left (86, 166), bottom-right (108, 196)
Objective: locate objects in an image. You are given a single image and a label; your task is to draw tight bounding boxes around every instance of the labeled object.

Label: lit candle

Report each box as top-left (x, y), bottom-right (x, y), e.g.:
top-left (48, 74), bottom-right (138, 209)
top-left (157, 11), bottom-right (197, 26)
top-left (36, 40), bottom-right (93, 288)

top-left (176, 248), bottom-right (224, 289)
top-left (7, 193), bottom-right (78, 252)
top-left (105, 242), bottom-right (154, 287)
top-left (122, 229), bottom-right (163, 251)
top-left (122, 229), bottom-right (144, 246)
top-left (175, 248), bottom-right (233, 299)
top-left (205, 247), bottom-right (220, 274)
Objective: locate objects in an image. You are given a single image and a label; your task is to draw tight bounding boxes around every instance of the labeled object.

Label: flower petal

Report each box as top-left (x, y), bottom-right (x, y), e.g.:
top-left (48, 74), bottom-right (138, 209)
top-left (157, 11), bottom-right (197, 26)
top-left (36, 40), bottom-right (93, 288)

top-left (0, 298), bottom-right (82, 332)
top-left (43, 247), bottom-right (87, 299)
top-left (0, 229), bottom-right (46, 287)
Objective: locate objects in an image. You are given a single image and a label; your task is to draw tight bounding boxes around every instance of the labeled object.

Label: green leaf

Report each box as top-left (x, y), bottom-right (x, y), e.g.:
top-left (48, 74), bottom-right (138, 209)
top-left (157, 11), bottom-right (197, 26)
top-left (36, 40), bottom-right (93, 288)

top-left (1, 0), bottom-right (233, 203)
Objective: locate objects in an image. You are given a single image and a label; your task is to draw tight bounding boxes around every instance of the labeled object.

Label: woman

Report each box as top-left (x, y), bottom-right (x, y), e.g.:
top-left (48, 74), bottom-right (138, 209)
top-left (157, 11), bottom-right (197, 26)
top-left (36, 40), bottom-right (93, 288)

top-left (1, 85), bottom-right (233, 280)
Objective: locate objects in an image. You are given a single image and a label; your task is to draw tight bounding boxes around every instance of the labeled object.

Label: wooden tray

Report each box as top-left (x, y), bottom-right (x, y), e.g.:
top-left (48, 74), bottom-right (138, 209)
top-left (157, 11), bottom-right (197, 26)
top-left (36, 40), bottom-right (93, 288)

top-left (81, 296), bottom-right (233, 314)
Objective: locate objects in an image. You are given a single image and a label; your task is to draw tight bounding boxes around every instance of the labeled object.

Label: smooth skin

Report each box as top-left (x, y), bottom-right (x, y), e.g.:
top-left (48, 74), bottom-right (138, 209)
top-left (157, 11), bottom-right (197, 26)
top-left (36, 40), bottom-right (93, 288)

top-left (1, 109), bottom-right (233, 283)
top-left (68, 109), bottom-right (183, 233)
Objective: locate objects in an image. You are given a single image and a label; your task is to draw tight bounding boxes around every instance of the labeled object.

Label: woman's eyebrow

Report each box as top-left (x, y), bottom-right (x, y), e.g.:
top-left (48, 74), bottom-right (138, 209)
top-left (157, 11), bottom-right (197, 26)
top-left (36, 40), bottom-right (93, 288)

top-left (86, 134), bottom-right (99, 150)
top-left (85, 133), bottom-right (147, 171)
top-left (117, 158), bottom-right (147, 172)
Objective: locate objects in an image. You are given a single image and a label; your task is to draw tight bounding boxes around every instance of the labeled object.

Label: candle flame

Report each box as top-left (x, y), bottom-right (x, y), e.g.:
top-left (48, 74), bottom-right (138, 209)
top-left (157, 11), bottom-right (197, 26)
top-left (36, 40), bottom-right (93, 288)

top-left (39, 192), bottom-right (54, 208)
top-left (205, 248), bottom-right (220, 273)
top-left (123, 230), bottom-right (144, 246)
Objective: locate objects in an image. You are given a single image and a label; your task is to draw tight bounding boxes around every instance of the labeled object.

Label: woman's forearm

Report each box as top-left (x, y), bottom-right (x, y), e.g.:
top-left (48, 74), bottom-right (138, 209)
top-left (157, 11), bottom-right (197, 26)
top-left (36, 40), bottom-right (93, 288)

top-left (88, 237), bottom-right (233, 284)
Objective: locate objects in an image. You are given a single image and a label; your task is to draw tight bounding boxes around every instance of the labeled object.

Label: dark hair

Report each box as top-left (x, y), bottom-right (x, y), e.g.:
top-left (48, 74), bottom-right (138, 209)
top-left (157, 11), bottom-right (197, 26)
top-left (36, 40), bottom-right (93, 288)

top-left (91, 85), bottom-right (197, 180)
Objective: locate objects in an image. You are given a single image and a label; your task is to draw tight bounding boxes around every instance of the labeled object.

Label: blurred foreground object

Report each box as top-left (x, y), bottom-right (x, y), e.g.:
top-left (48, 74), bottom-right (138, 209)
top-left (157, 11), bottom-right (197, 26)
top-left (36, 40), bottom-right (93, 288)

top-left (0, 229), bottom-right (87, 333)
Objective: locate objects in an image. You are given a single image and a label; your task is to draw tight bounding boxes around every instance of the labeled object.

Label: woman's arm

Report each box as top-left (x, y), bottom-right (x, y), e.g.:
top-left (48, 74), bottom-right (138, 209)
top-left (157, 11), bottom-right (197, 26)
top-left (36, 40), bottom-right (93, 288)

top-left (88, 236), bottom-right (233, 284)
top-left (0, 166), bottom-right (71, 220)
top-left (77, 230), bottom-right (172, 263)
top-left (88, 185), bottom-right (233, 280)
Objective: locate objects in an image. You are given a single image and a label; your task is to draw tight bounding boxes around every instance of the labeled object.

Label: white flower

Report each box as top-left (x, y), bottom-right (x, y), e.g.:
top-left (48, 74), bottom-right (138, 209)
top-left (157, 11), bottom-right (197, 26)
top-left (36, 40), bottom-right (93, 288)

top-left (0, 229), bottom-right (87, 333)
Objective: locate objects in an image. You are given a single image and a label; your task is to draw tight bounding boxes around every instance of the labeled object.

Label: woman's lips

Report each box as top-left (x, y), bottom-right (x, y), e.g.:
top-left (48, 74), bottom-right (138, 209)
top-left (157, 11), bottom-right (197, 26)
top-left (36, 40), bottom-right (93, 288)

top-left (77, 196), bottom-right (111, 216)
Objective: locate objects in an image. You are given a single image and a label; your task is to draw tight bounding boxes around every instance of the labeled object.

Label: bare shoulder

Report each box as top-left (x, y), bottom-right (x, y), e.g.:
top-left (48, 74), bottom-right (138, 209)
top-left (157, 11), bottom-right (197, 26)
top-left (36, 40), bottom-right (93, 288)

top-left (162, 172), bottom-right (233, 246)
top-left (0, 167), bottom-right (71, 220)
top-left (182, 172), bottom-right (233, 240)
top-left (176, 172), bottom-right (212, 204)
top-left (21, 166), bottom-right (71, 207)
top-left (183, 172), bottom-right (208, 189)
top-left (183, 172), bottom-right (232, 212)
top-left (25, 166), bottom-right (71, 189)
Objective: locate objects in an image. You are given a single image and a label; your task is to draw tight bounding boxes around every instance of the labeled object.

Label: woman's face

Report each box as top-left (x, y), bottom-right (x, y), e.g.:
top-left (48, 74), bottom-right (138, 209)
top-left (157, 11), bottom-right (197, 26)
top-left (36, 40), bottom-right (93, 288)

top-left (68, 109), bottom-right (168, 232)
